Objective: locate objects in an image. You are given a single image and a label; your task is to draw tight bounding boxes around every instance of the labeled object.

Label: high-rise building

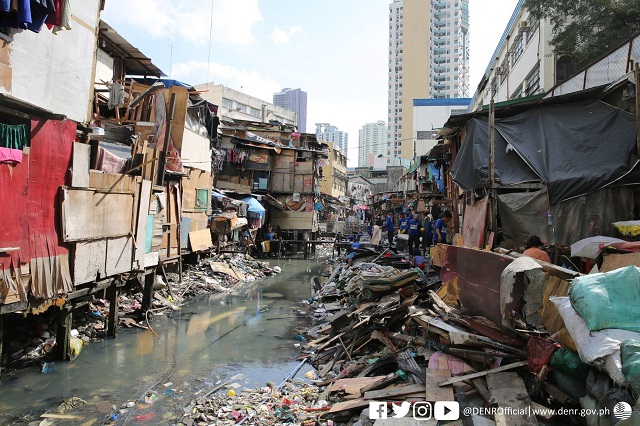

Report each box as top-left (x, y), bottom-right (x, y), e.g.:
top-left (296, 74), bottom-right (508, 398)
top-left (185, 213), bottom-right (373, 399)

top-left (273, 88), bottom-right (308, 133)
top-left (315, 123), bottom-right (348, 154)
top-left (358, 120), bottom-right (387, 167)
top-left (387, 0), bottom-right (469, 164)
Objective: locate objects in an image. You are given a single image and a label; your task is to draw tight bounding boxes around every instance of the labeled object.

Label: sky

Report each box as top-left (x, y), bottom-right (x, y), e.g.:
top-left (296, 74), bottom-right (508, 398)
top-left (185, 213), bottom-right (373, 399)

top-left (102, 0), bottom-right (520, 167)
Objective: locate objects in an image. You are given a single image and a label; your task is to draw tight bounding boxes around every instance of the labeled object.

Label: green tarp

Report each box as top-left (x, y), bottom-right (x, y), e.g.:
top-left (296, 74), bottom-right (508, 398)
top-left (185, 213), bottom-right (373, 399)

top-left (570, 266), bottom-right (640, 332)
top-left (621, 340), bottom-right (640, 396)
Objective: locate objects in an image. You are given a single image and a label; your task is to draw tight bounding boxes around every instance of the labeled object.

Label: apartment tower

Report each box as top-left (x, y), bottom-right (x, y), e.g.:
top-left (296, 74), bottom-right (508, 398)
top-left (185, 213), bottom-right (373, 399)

top-left (358, 120), bottom-right (387, 167)
top-left (273, 88), bottom-right (308, 133)
top-left (388, 0), bottom-right (469, 164)
top-left (315, 123), bottom-right (348, 154)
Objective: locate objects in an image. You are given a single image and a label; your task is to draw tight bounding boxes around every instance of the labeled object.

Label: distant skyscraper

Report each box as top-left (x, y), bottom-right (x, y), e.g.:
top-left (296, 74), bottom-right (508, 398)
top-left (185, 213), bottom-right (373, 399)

top-left (358, 120), bottom-right (386, 167)
top-left (273, 88), bottom-right (308, 133)
top-left (388, 0), bottom-right (469, 164)
top-left (315, 123), bottom-right (348, 154)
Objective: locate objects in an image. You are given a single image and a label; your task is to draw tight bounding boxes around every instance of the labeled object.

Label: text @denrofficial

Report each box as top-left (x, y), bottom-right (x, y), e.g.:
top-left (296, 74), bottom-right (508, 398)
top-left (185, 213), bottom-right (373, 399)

top-left (463, 406), bottom-right (610, 418)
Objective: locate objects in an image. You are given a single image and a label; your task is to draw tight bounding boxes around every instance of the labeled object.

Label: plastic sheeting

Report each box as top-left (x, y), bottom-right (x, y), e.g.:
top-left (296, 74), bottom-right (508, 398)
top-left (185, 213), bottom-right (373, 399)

top-left (621, 340), bottom-right (640, 396)
top-left (451, 101), bottom-right (638, 204)
top-left (450, 118), bottom-right (539, 189)
top-left (498, 186), bottom-right (634, 246)
top-left (570, 266), bottom-right (640, 332)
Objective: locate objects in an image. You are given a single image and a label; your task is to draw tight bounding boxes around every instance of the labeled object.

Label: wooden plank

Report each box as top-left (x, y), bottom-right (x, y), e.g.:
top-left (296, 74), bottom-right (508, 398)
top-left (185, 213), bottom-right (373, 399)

top-left (438, 361), bottom-right (528, 387)
top-left (41, 414), bottom-right (84, 420)
top-left (425, 368), bottom-right (454, 401)
top-left (539, 275), bottom-right (570, 333)
top-left (154, 292), bottom-right (180, 310)
top-left (601, 252), bottom-right (640, 273)
top-left (364, 384), bottom-right (426, 400)
top-left (486, 372), bottom-right (539, 426)
top-left (105, 236), bottom-right (133, 276)
top-left (165, 86), bottom-right (189, 150)
top-left (328, 376), bottom-right (387, 398)
top-left (209, 261), bottom-right (240, 279)
top-left (62, 188), bottom-right (134, 242)
top-left (73, 240), bottom-right (107, 285)
top-left (327, 399), bottom-right (369, 415)
top-left (71, 142), bottom-right (90, 188)
top-left (189, 229), bottom-right (213, 252)
top-left (135, 180), bottom-right (152, 269)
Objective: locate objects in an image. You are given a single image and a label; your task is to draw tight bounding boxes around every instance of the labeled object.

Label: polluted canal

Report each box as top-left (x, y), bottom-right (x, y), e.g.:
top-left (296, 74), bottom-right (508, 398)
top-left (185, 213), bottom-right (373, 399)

top-left (0, 258), bottom-right (324, 425)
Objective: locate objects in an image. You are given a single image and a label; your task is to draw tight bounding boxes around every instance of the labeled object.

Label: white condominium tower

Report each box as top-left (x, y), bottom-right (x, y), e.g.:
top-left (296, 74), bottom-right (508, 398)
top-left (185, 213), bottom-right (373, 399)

top-left (358, 120), bottom-right (387, 167)
top-left (315, 123), bottom-right (348, 154)
top-left (388, 0), bottom-right (469, 164)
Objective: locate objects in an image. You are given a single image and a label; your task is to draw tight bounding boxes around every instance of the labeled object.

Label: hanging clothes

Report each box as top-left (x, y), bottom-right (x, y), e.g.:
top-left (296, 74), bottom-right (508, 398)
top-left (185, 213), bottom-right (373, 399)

top-left (0, 123), bottom-right (28, 150)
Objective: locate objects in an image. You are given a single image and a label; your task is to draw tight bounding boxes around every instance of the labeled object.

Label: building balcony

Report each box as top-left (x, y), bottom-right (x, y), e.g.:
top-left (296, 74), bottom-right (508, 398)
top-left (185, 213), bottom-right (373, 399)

top-left (433, 1), bottom-right (446, 10)
top-left (433, 46), bottom-right (447, 54)
top-left (433, 83), bottom-right (446, 90)
top-left (433, 74), bottom-right (446, 82)
top-left (434, 27), bottom-right (446, 36)
top-left (434, 64), bottom-right (446, 72)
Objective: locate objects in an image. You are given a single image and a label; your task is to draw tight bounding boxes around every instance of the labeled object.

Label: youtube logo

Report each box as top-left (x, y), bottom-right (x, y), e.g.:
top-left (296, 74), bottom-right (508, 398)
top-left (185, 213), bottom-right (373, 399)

top-left (434, 401), bottom-right (460, 420)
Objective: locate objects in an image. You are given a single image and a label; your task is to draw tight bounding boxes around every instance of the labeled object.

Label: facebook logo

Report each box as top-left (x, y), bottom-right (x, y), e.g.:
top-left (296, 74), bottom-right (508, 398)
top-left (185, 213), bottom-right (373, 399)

top-left (369, 401), bottom-right (387, 419)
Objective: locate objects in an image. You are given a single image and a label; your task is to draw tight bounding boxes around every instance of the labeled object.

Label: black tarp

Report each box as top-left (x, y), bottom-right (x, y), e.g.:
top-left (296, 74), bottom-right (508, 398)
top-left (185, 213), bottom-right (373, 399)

top-left (498, 186), bottom-right (634, 246)
top-left (451, 101), bottom-right (638, 204)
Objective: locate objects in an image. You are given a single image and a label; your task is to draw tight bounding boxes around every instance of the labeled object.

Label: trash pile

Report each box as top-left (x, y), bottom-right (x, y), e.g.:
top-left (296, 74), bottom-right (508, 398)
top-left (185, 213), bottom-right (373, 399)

top-left (180, 380), bottom-right (328, 426)
top-left (294, 245), bottom-right (640, 424)
top-left (175, 253), bottom-right (281, 297)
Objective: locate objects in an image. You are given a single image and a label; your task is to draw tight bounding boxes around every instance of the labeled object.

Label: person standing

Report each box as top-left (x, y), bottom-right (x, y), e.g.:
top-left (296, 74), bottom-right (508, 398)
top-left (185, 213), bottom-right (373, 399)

top-left (422, 213), bottom-right (434, 254)
top-left (407, 214), bottom-right (421, 255)
top-left (385, 212), bottom-right (394, 245)
top-left (523, 235), bottom-right (551, 262)
top-left (434, 211), bottom-right (452, 244)
top-left (371, 219), bottom-right (382, 246)
top-left (398, 213), bottom-right (409, 234)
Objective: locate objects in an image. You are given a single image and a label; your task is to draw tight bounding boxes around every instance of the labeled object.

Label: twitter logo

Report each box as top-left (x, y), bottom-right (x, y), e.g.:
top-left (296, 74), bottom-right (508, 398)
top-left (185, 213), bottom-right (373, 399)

top-left (391, 401), bottom-right (411, 418)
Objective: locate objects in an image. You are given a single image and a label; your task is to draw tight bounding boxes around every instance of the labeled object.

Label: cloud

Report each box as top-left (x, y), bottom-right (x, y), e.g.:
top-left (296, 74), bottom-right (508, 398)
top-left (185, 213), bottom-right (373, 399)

top-left (171, 60), bottom-right (282, 101)
top-left (102, 0), bottom-right (263, 45)
top-left (270, 25), bottom-right (303, 45)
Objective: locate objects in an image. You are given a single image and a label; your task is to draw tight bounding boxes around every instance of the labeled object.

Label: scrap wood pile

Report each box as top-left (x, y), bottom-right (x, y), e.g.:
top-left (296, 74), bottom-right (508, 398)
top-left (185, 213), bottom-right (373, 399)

top-left (162, 253), bottom-right (281, 301)
top-left (299, 251), bottom-right (640, 424)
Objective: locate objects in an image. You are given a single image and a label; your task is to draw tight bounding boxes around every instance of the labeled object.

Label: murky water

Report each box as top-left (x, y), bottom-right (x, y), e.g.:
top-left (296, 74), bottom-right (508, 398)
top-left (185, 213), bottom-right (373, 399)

top-left (0, 258), bottom-right (326, 425)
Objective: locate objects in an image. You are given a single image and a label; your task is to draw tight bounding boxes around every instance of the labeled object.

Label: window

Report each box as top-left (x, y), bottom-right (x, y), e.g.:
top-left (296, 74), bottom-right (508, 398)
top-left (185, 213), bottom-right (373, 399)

top-left (195, 189), bottom-right (210, 210)
top-left (236, 102), bottom-right (247, 113)
top-left (222, 98), bottom-right (233, 108)
top-left (249, 107), bottom-right (261, 118)
top-left (524, 65), bottom-right (540, 96)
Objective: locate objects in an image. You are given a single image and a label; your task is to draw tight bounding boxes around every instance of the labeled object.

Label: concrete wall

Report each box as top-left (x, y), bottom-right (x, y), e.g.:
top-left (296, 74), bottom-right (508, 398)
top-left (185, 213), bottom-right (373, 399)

top-left (196, 84), bottom-right (296, 127)
top-left (0, 0), bottom-right (102, 122)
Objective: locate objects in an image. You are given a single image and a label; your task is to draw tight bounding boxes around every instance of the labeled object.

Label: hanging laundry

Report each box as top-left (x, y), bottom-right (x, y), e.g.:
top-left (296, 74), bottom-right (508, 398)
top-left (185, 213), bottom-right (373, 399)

top-left (50, 0), bottom-right (70, 34)
top-left (0, 147), bottom-right (22, 164)
top-left (0, 123), bottom-right (28, 150)
top-left (108, 81), bottom-right (125, 109)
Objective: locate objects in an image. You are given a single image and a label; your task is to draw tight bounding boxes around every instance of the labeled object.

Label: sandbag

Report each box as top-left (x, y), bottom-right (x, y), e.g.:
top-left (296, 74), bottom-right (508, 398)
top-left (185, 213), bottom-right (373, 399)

top-left (569, 266), bottom-right (640, 332)
top-left (551, 296), bottom-right (640, 385)
top-left (621, 339), bottom-right (640, 396)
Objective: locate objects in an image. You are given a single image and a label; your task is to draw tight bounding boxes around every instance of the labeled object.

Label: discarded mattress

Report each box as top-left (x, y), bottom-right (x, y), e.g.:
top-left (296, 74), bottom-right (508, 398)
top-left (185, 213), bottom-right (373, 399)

top-left (551, 296), bottom-right (640, 385)
top-left (569, 266), bottom-right (640, 332)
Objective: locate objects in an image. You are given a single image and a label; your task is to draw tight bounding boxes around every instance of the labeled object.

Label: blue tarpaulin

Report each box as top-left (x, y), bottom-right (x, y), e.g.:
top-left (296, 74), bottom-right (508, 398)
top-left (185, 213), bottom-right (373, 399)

top-left (429, 163), bottom-right (444, 193)
top-left (242, 197), bottom-right (266, 220)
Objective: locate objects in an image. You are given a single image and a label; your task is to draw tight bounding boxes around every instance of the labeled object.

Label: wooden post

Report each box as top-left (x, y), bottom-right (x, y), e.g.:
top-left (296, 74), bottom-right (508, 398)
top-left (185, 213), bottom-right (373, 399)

top-left (106, 282), bottom-right (119, 337)
top-left (488, 99), bottom-right (498, 235)
top-left (156, 92), bottom-right (177, 187)
top-left (55, 309), bottom-right (72, 360)
top-left (142, 270), bottom-right (156, 312)
top-left (0, 315), bottom-right (3, 378)
top-left (635, 63), bottom-right (640, 156)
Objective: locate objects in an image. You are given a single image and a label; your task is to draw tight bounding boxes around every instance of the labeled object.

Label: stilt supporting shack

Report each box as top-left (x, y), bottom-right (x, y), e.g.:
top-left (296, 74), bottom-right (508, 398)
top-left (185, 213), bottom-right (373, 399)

top-left (141, 270), bottom-right (156, 312)
top-left (106, 283), bottom-right (119, 337)
top-left (55, 309), bottom-right (72, 361)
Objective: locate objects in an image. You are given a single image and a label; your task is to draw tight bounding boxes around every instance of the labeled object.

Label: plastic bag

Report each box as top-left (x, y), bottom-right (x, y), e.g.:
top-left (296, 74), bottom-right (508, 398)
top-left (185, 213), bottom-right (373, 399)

top-left (69, 336), bottom-right (85, 360)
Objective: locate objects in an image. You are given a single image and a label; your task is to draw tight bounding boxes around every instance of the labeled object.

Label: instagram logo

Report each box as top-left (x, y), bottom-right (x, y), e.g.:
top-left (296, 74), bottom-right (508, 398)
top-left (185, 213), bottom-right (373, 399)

top-left (413, 402), bottom-right (433, 420)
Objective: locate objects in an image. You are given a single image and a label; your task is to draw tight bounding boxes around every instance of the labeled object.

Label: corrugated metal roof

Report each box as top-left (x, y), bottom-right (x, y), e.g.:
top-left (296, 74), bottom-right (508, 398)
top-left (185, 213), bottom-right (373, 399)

top-left (99, 20), bottom-right (164, 77)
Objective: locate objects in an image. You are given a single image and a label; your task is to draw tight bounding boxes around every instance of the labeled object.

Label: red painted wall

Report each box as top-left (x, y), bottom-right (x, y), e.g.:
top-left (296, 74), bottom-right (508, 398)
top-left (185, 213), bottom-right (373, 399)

top-left (0, 117), bottom-right (74, 298)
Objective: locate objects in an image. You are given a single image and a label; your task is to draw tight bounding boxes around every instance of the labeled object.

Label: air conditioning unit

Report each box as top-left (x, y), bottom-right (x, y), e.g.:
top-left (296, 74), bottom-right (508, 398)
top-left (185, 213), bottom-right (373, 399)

top-left (495, 66), bottom-right (503, 75)
top-left (519, 21), bottom-right (530, 31)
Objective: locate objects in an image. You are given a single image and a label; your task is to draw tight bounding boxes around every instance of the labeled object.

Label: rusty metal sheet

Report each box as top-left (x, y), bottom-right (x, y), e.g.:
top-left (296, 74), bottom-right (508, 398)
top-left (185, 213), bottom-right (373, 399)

top-left (452, 246), bottom-right (514, 325)
top-left (462, 196), bottom-right (488, 249)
